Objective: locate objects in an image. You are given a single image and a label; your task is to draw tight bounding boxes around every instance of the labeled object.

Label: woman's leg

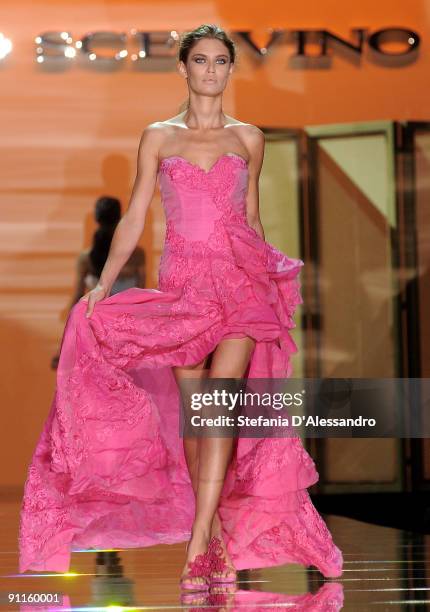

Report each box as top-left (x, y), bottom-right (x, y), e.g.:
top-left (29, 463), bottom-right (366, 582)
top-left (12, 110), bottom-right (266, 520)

top-left (172, 356), bottom-right (209, 586)
top-left (195, 337), bottom-right (255, 577)
top-left (173, 358), bottom-right (211, 493)
top-left (172, 337), bottom-right (255, 584)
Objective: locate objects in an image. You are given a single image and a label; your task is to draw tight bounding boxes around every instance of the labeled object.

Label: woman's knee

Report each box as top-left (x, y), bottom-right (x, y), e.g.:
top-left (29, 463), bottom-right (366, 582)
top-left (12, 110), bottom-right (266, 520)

top-left (209, 337), bottom-right (255, 378)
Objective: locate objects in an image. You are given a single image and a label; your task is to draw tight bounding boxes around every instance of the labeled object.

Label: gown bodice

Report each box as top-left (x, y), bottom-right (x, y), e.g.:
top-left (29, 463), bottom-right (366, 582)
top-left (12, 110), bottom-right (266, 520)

top-left (158, 153), bottom-right (249, 244)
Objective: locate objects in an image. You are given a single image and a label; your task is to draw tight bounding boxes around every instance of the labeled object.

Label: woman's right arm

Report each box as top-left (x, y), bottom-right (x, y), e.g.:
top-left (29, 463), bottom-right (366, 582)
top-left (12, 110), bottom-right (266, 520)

top-left (81, 124), bottom-right (164, 317)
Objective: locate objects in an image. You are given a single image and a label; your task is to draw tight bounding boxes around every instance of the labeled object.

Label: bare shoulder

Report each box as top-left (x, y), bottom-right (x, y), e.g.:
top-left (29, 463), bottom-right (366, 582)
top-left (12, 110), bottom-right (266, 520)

top-left (236, 123), bottom-right (265, 148)
top-left (225, 115), bottom-right (262, 134)
top-left (138, 121), bottom-right (172, 149)
top-left (229, 122), bottom-right (265, 168)
top-left (139, 118), bottom-right (187, 158)
top-left (226, 119), bottom-right (264, 155)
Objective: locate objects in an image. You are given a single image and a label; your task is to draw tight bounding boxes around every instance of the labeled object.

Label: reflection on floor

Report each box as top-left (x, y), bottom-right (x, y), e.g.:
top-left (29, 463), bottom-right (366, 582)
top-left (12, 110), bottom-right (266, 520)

top-left (0, 500), bottom-right (429, 610)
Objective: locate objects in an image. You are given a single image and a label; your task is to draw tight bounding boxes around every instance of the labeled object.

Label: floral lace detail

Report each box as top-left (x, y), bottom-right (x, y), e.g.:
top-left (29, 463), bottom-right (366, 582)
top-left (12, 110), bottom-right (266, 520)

top-left (157, 153), bottom-right (259, 294)
top-left (160, 155), bottom-right (249, 223)
top-left (248, 490), bottom-right (343, 577)
top-left (112, 312), bottom-right (137, 332)
top-left (183, 551), bottom-right (212, 579)
top-left (50, 320), bottom-right (156, 477)
top-left (19, 460), bottom-right (68, 561)
top-left (158, 153), bottom-right (248, 193)
top-left (163, 217), bottom-right (245, 259)
top-left (158, 216), bottom-right (267, 295)
top-left (233, 436), bottom-right (317, 489)
top-left (207, 536), bottom-right (236, 579)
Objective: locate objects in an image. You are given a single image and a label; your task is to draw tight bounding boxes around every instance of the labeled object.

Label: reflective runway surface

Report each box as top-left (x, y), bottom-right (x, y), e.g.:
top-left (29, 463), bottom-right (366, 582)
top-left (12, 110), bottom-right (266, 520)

top-left (0, 500), bottom-right (429, 610)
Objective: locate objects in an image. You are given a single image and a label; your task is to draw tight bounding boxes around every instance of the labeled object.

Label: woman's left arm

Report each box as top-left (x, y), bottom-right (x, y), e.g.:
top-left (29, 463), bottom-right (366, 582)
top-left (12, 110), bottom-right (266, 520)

top-left (244, 126), bottom-right (266, 240)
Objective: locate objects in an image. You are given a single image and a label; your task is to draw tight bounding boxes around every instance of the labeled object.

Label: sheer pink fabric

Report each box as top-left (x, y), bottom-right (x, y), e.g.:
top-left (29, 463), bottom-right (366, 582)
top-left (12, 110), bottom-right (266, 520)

top-left (18, 153), bottom-right (343, 578)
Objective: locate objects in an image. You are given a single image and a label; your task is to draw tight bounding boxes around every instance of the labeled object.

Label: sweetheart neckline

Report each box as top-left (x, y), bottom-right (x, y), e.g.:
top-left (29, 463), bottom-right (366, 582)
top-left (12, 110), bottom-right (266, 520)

top-left (158, 152), bottom-right (249, 175)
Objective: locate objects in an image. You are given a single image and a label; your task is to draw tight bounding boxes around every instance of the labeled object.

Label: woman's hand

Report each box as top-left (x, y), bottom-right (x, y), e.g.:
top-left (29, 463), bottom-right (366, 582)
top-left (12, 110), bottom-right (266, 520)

top-left (79, 283), bottom-right (109, 318)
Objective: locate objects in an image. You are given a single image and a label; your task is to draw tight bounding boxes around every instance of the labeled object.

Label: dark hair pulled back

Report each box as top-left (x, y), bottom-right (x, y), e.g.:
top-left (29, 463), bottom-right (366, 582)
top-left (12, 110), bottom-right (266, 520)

top-left (89, 196), bottom-right (122, 277)
top-left (178, 24), bottom-right (236, 65)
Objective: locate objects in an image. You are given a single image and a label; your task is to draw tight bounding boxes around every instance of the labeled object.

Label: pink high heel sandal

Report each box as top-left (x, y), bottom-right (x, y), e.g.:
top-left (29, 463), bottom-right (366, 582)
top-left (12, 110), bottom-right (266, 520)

top-left (180, 544), bottom-right (212, 591)
top-left (207, 536), bottom-right (237, 584)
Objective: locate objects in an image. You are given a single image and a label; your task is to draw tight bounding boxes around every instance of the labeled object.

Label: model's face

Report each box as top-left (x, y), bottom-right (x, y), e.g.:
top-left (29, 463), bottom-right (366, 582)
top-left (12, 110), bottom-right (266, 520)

top-left (179, 38), bottom-right (233, 96)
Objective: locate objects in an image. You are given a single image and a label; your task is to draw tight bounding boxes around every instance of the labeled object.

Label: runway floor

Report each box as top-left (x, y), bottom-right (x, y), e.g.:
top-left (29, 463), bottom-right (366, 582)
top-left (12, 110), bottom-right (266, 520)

top-left (0, 499), bottom-right (429, 610)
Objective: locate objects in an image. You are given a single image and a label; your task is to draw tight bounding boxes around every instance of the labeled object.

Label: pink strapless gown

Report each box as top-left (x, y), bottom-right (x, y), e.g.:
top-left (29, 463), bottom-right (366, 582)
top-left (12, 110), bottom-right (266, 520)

top-left (18, 153), bottom-right (343, 577)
